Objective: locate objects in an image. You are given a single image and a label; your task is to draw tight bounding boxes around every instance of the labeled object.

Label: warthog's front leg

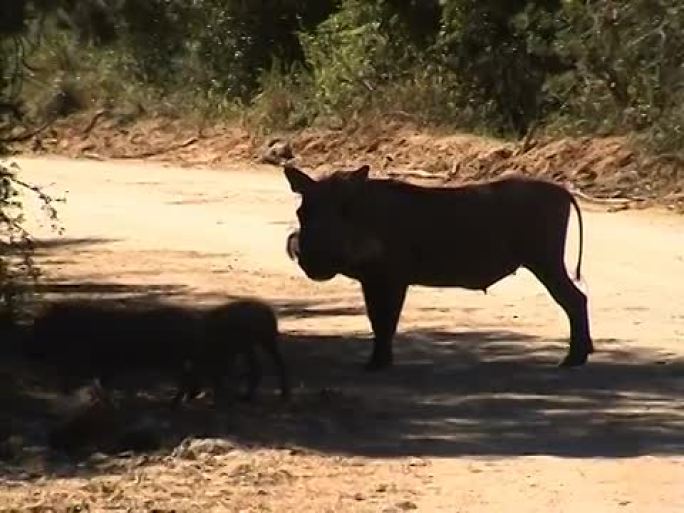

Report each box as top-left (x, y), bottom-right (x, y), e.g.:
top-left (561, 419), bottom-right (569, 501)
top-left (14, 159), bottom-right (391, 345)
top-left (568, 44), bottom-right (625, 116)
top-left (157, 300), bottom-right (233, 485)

top-left (262, 336), bottom-right (292, 400)
top-left (360, 278), bottom-right (407, 371)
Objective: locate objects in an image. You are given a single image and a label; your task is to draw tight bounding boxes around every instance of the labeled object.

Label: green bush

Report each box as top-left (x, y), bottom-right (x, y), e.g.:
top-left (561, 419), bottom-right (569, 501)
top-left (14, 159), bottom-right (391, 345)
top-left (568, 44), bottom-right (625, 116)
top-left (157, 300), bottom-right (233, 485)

top-left (7, 0), bottom-right (684, 157)
top-left (299, 1), bottom-right (400, 116)
top-left (548, 0), bottom-right (684, 152)
top-left (248, 0), bottom-right (442, 130)
top-left (436, 0), bottom-right (571, 137)
top-left (1, 1), bottom-right (63, 324)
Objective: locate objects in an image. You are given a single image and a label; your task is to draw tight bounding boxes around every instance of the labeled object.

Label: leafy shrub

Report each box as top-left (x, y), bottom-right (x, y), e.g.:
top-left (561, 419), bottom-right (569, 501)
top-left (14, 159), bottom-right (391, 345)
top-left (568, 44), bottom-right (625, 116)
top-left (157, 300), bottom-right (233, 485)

top-left (436, 0), bottom-right (571, 137)
top-left (549, 0), bottom-right (684, 153)
top-left (0, 1), bottom-right (63, 325)
top-left (297, 0), bottom-right (427, 120)
top-left (8, 0), bottom-right (684, 157)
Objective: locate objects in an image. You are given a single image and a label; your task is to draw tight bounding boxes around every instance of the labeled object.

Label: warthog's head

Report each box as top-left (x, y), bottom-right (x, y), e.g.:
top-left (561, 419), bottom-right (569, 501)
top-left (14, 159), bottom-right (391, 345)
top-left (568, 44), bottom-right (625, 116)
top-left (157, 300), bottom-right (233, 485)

top-left (284, 164), bottom-right (383, 281)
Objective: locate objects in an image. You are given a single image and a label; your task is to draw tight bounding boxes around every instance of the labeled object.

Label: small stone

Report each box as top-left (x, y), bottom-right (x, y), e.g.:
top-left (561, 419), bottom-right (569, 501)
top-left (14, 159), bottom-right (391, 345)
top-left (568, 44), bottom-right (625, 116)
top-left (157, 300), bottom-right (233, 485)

top-left (88, 452), bottom-right (109, 463)
top-left (260, 138), bottom-right (294, 165)
top-left (173, 438), bottom-right (236, 459)
top-left (407, 457), bottom-right (428, 467)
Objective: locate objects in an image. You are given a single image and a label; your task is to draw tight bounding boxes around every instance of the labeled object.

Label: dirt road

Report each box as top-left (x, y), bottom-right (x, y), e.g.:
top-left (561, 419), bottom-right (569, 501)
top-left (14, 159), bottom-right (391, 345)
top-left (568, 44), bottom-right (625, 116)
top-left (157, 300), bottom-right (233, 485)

top-left (3, 156), bottom-right (683, 511)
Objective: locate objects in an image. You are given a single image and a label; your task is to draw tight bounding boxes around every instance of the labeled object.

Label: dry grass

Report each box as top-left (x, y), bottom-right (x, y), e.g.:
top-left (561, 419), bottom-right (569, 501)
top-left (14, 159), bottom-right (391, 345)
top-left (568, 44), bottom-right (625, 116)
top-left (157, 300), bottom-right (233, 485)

top-left (0, 442), bottom-right (424, 511)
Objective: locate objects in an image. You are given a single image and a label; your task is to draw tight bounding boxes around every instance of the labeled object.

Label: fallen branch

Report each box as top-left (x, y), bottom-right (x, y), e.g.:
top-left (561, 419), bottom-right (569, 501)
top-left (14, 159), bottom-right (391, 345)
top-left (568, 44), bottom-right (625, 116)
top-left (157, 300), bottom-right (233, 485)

top-left (81, 108), bottom-right (108, 138)
top-left (568, 186), bottom-right (634, 205)
top-left (0, 117), bottom-right (54, 143)
top-left (384, 169), bottom-right (445, 181)
top-left (386, 110), bottom-right (417, 122)
top-left (663, 191), bottom-right (684, 201)
top-left (112, 136), bottom-right (199, 159)
top-left (515, 118), bottom-right (541, 156)
top-left (643, 152), bottom-right (684, 167)
top-left (81, 152), bottom-right (106, 161)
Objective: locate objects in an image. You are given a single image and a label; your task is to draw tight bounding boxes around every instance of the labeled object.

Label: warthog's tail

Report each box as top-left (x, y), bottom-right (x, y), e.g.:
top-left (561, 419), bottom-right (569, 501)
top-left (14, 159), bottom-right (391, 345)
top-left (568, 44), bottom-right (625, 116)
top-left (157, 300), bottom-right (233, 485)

top-left (568, 192), bottom-right (584, 281)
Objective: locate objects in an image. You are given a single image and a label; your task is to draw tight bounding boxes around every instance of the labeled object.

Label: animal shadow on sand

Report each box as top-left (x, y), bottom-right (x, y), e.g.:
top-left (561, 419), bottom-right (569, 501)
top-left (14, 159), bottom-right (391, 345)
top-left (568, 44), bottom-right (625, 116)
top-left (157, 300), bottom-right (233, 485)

top-left (0, 293), bottom-right (682, 482)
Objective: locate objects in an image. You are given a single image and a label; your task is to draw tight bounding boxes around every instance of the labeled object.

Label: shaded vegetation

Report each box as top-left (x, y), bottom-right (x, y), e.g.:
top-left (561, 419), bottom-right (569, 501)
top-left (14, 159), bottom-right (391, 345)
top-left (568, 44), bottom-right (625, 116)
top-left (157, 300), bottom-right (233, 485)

top-left (2, 0), bottom-right (679, 155)
top-left (0, 0), bottom-right (62, 324)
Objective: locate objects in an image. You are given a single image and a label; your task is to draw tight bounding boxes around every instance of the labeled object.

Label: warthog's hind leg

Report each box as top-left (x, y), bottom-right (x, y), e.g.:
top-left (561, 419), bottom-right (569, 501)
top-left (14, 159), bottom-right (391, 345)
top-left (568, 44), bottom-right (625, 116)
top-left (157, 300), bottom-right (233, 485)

top-left (527, 263), bottom-right (593, 367)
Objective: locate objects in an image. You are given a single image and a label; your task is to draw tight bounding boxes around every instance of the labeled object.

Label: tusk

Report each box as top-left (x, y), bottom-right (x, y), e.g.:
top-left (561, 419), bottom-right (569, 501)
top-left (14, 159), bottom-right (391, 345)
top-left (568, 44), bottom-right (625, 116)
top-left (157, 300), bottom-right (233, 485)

top-left (286, 231), bottom-right (300, 260)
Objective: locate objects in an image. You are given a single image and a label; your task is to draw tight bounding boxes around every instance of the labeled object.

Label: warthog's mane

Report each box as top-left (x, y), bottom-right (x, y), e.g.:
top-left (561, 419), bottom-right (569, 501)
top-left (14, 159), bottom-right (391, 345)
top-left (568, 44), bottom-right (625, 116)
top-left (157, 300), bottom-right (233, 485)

top-left (321, 169), bottom-right (412, 188)
top-left (321, 170), bottom-right (366, 183)
top-left (321, 169), bottom-right (463, 196)
top-left (318, 168), bottom-right (511, 201)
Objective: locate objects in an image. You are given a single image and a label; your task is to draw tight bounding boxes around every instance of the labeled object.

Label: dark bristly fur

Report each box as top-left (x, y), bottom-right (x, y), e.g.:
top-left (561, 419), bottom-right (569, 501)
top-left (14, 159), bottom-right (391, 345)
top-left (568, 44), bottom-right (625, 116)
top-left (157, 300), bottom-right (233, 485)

top-left (177, 299), bottom-right (291, 405)
top-left (25, 301), bottom-right (198, 394)
top-left (25, 299), bottom-right (290, 407)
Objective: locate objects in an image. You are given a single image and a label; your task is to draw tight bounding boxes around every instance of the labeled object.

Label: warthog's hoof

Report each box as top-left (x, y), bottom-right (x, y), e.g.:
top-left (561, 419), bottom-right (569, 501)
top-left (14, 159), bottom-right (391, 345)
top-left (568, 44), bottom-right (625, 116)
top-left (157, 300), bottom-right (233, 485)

top-left (558, 351), bottom-right (589, 368)
top-left (364, 358), bottom-right (393, 372)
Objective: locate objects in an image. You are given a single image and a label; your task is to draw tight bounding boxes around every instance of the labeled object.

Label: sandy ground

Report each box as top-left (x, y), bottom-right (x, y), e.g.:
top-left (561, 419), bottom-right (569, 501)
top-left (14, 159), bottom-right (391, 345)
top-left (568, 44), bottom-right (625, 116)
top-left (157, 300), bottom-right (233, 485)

top-left (0, 155), bottom-right (683, 511)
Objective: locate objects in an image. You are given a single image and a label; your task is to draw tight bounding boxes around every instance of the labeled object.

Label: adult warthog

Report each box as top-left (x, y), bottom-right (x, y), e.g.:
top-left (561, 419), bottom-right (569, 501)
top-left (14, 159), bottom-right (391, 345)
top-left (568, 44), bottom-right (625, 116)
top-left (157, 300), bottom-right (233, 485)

top-left (284, 164), bottom-right (593, 371)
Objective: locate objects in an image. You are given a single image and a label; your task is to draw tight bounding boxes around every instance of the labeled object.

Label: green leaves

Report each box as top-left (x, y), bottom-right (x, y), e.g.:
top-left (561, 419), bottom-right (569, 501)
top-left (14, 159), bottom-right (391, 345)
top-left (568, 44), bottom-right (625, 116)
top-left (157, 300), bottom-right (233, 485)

top-left (1, 1), bottom-right (64, 322)
top-left (6, 0), bottom-right (684, 153)
top-left (547, 0), bottom-right (684, 152)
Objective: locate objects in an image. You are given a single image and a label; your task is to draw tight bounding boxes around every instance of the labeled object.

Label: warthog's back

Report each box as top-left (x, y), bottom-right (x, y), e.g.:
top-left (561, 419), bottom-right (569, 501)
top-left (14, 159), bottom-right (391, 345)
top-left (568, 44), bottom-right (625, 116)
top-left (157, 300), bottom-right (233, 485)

top-left (362, 176), bottom-right (576, 288)
top-left (203, 299), bottom-right (278, 349)
top-left (367, 175), bottom-right (570, 230)
top-left (26, 301), bottom-right (197, 374)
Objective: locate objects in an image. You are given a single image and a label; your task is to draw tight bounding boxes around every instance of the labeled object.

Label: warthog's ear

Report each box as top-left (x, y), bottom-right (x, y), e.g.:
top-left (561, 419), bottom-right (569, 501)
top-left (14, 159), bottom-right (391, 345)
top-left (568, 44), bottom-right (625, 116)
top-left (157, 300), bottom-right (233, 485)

top-left (284, 165), bottom-right (315, 194)
top-left (349, 164), bottom-right (370, 182)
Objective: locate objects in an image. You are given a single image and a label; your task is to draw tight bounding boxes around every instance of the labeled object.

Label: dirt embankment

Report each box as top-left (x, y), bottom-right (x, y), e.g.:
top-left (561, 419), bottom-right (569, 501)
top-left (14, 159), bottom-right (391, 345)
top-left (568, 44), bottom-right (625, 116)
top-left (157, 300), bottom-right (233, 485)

top-left (10, 110), bottom-right (684, 212)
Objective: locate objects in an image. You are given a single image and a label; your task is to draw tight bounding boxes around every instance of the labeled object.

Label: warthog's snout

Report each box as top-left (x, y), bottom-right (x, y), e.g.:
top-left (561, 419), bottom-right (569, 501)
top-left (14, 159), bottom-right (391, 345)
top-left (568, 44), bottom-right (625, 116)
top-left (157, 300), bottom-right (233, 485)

top-left (286, 230), bottom-right (300, 261)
